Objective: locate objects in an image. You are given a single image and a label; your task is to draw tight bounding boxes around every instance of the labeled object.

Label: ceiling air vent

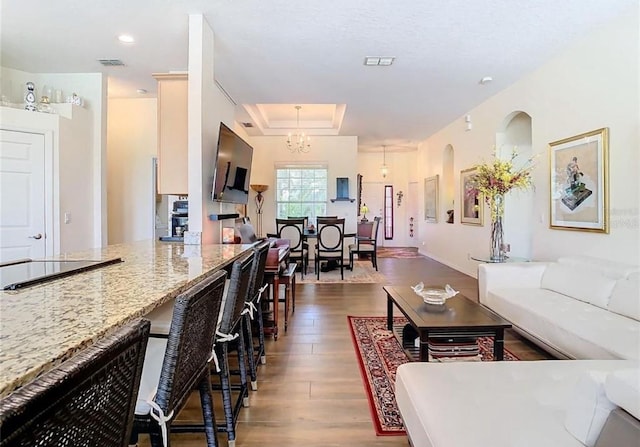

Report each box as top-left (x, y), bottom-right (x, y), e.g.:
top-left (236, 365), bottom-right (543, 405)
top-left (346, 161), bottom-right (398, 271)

top-left (98, 59), bottom-right (125, 66)
top-left (242, 122), bottom-right (254, 128)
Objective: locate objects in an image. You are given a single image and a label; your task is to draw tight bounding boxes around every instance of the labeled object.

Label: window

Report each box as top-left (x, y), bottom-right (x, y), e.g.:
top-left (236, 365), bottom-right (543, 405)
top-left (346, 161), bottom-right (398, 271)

top-left (276, 166), bottom-right (327, 222)
top-left (384, 185), bottom-right (393, 239)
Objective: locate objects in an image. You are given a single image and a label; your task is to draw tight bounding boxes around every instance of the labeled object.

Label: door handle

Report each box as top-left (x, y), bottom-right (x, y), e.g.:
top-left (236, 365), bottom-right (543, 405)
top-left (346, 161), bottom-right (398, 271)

top-left (29, 233), bottom-right (43, 240)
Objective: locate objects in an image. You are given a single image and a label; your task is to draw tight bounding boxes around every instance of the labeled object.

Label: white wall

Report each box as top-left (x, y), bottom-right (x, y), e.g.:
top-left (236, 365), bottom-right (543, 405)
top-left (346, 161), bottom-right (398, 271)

top-left (1, 67), bottom-right (108, 247)
top-left (418, 9), bottom-right (640, 275)
top-left (187, 14), bottom-right (236, 244)
top-left (246, 135), bottom-right (359, 236)
top-left (106, 98), bottom-right (157, 244)
top-left (357, 150), bottom-right (418, 246)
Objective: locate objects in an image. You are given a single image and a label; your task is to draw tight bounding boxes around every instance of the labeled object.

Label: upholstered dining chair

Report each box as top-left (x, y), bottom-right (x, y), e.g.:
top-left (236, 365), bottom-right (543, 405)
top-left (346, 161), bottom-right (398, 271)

top-left (315, 217), bottom-right (346, 280)
top-left (287, 216), bottom-right (310, 266)
top-left (349, 216), bottom-right (382, 271)
top-left (272, 218), bottom-right (308, 278)
top-left (131, 270), bottom-right (227, 447)
top-left (0, 319), bottom-right (150, 447)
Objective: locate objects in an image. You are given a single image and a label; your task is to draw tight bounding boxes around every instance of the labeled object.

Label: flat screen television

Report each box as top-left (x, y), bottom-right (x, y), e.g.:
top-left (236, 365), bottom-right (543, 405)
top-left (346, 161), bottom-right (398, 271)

top-left (211, 122), bottom-right (253, 204)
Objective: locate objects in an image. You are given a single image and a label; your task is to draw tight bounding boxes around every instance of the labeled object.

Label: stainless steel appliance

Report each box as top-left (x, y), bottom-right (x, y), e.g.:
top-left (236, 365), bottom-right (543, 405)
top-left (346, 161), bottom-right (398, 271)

top-left (171, 200), bottom-right (188, 237)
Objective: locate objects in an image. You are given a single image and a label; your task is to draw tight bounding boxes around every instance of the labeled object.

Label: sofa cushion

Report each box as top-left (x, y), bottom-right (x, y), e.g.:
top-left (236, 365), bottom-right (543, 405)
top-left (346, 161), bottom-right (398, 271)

top-left (395, 360), bottom-right (632, 447)
top-left (487, 288), bottom-right (639, 359)
top-left (564, 371), bottom-right (618, 447)
top-left (541, 263), bottom-right (617, 309)
top-left (558, 256), bottom-right (640, 280)
top-left (605, 368), bottom-right (640, 419)
top-left (607, 278), bottom-right (640, 321)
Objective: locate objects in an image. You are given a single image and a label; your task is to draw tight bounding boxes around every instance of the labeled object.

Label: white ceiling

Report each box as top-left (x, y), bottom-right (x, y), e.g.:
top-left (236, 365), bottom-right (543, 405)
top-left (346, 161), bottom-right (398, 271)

top-left (1, 0), bottom-right (635, 149)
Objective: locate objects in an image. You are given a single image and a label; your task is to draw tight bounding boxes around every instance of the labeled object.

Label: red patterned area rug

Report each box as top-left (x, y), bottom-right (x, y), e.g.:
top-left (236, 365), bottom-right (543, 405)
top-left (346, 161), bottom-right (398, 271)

top-left (376, 247), bottom-right (424, 258)
top-left (347, 315), bottom-right (519, 436)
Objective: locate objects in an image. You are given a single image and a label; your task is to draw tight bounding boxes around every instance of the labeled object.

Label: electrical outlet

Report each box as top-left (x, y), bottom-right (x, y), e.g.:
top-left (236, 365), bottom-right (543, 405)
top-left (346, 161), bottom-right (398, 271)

top-left (64, 212), bottom-right (71, 224)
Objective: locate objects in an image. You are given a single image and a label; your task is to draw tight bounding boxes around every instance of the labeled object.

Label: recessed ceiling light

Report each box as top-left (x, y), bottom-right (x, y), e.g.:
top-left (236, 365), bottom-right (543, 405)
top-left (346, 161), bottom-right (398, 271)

top-left (364, 56), bottom-right (395, 66)
top-left (136, 89), bottom-right (148, 94)
top-left (480, 76), bottom-right (493, 85)
top-left (118, 34), bottom-right (135, 44)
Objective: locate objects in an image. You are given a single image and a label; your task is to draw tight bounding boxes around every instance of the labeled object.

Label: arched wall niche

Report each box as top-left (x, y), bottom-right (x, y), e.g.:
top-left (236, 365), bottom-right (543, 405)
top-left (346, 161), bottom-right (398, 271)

top-left (442, 144), bottom-right (455, 223)
top-left (496, 111), bottom-right (533, 258)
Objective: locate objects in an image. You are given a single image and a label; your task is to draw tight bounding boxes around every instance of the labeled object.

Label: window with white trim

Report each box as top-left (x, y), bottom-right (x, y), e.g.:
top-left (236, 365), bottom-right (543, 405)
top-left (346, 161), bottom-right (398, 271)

top-left (276, 166), bottom-right (328, 222)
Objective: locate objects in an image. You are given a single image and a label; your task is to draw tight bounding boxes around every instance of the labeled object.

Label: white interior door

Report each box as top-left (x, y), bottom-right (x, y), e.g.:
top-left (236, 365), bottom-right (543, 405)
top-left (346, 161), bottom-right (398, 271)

top-left (0, 130), bottom-right (47, 262)
top-left (362, 181), bottom-right (385, 246)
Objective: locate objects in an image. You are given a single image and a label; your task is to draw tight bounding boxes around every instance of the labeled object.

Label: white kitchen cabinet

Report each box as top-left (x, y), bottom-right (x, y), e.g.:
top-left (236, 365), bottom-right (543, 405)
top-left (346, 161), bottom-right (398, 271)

top-left (153, 73), bottom-right (188, 195)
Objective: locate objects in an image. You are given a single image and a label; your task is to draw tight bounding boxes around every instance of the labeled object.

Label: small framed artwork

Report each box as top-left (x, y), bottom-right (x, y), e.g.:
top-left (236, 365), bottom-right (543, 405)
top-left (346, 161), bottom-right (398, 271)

top-left (460, 167), bottom-right (483, 226)
top-left (549, 128), bottom-right (609, 233)
top-left (424, 175), bottom-right (439, 222)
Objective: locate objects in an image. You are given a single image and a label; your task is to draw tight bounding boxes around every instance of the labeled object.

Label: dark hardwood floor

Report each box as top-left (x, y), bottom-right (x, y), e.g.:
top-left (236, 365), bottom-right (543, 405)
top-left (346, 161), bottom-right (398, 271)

top-left (141, 254), bottom-right (553, 446)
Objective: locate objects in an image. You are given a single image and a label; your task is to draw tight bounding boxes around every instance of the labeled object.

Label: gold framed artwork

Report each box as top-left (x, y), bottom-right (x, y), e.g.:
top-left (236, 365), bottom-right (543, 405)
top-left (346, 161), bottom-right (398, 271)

top-left (424, 175), bottom-right (438, 223)
top-left (549, 128), bottom-right (609, 233)
top-left (460, 167), bottom-right (483, 226)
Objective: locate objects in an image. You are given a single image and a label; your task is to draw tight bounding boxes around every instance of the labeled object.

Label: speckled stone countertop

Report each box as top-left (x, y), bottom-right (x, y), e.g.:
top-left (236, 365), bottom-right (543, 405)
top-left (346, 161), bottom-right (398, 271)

top-left (0, 240), bottom-right (254, 398)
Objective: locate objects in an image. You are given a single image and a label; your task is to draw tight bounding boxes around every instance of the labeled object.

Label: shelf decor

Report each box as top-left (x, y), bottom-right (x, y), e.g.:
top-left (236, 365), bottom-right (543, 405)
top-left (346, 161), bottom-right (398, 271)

top-left (470, 148), bottom-right (535, 261)
top-left (549, 128), bottom-right (609, 233)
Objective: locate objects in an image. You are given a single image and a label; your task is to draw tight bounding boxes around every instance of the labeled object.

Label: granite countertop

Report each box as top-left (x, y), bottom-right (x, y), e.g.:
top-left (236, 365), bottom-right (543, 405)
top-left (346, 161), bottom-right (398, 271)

top-left (0, 240), bottom-right (254, 398)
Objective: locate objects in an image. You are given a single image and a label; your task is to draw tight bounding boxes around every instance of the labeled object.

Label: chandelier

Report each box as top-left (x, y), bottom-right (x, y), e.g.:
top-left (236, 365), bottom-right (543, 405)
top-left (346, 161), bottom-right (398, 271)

top-left (287, 105), bottom-right (311, 153)
top-left (381, 145), bottom-right (388, 178)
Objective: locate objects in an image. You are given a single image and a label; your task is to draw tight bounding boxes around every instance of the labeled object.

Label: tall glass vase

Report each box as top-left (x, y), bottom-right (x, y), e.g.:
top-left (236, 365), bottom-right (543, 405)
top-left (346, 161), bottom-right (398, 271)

top-left (489, 194), bottom-right (505, 262)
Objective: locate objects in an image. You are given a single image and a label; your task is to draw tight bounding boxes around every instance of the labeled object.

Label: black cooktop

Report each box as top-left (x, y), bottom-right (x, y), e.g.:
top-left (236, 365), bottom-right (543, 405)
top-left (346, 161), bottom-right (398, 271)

top-left (0, 258), bottom-right (123, 290)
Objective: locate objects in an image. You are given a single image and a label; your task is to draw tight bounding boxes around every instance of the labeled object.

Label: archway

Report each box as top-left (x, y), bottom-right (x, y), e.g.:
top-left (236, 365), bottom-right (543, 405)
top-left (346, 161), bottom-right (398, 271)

top-left (496, 111), bottom-right (533, 258)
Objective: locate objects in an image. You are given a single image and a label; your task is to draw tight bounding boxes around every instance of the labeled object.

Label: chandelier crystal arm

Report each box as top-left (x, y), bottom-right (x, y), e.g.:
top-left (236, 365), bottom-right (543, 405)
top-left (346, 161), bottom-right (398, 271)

top-left (287, 105), bottom-right (310, 153)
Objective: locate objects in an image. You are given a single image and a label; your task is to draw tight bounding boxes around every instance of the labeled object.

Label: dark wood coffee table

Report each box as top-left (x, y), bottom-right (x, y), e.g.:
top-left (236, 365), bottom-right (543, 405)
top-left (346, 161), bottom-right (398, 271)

top-left (384, 285), bottom-right (512, 362)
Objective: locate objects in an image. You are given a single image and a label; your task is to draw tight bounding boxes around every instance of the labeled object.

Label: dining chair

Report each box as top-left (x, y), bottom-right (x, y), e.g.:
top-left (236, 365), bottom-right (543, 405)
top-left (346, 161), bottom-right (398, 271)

top-left (0, 319), bottom-right (150, 447)
top-left (213, 253), bottom-right (254, 447)
top-left (273, 218), bottom-right (308, 278)
top-left (287, 216), bottom-right (308, 228)
top-left (315, 217), bottom-right (346, 280)
top-left (287, 216), bottom-right (310, 266)
top-left (349, 216), bottom-right (382, 271)
top-left (131, 270), bottom-right (227, 447)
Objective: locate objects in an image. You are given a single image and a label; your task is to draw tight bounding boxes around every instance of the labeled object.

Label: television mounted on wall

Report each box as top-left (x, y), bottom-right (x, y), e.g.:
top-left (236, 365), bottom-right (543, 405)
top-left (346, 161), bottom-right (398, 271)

top-left (211, 122), bottom-right (253, 204)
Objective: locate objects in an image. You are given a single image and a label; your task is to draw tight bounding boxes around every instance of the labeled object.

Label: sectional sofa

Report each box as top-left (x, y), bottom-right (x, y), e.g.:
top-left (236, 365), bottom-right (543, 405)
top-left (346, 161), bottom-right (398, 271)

top-left (395, 255), bottom-right (640, 447)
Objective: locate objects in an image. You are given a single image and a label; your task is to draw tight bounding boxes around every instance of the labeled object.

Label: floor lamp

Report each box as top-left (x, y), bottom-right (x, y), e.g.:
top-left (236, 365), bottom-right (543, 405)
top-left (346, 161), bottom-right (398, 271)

top-left (250, 184), bottom-right (269, 237)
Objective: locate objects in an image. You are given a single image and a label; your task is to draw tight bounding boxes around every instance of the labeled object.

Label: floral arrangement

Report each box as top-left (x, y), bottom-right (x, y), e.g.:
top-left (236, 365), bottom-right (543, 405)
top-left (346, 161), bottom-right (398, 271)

top-left (471, 148), bottom-right (535, 218)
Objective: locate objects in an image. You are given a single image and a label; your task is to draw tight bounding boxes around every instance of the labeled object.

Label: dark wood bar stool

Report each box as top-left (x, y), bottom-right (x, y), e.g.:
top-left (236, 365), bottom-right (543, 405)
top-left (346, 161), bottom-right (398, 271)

top-left (280, 262), bottom-right (297, 332)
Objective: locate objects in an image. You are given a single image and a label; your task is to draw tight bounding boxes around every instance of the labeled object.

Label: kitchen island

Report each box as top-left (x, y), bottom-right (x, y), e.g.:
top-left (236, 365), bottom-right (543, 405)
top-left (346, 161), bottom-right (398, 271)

top-left (0, 240), bottom-right (255, 398)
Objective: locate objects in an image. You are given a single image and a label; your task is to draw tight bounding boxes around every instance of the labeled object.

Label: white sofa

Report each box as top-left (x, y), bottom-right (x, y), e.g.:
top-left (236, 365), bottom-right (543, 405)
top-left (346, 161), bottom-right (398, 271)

top-left (395, 360), bottom-right (640, 447)
top-left (478, 256), bottom-right (640, 360)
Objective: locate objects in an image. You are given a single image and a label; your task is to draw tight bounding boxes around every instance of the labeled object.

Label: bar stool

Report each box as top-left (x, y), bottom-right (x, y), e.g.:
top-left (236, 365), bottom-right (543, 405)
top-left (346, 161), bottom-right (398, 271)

top-left (213, 253), bottom-right (254, 447)
top-left (280, 262), bottom-right (297, 332)
top-left (243, 240), bottom-right (270, 389)
top-left (131, 270), bottom-right (227, 447)
top-left (0, 319), bottom-right (150, 447)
